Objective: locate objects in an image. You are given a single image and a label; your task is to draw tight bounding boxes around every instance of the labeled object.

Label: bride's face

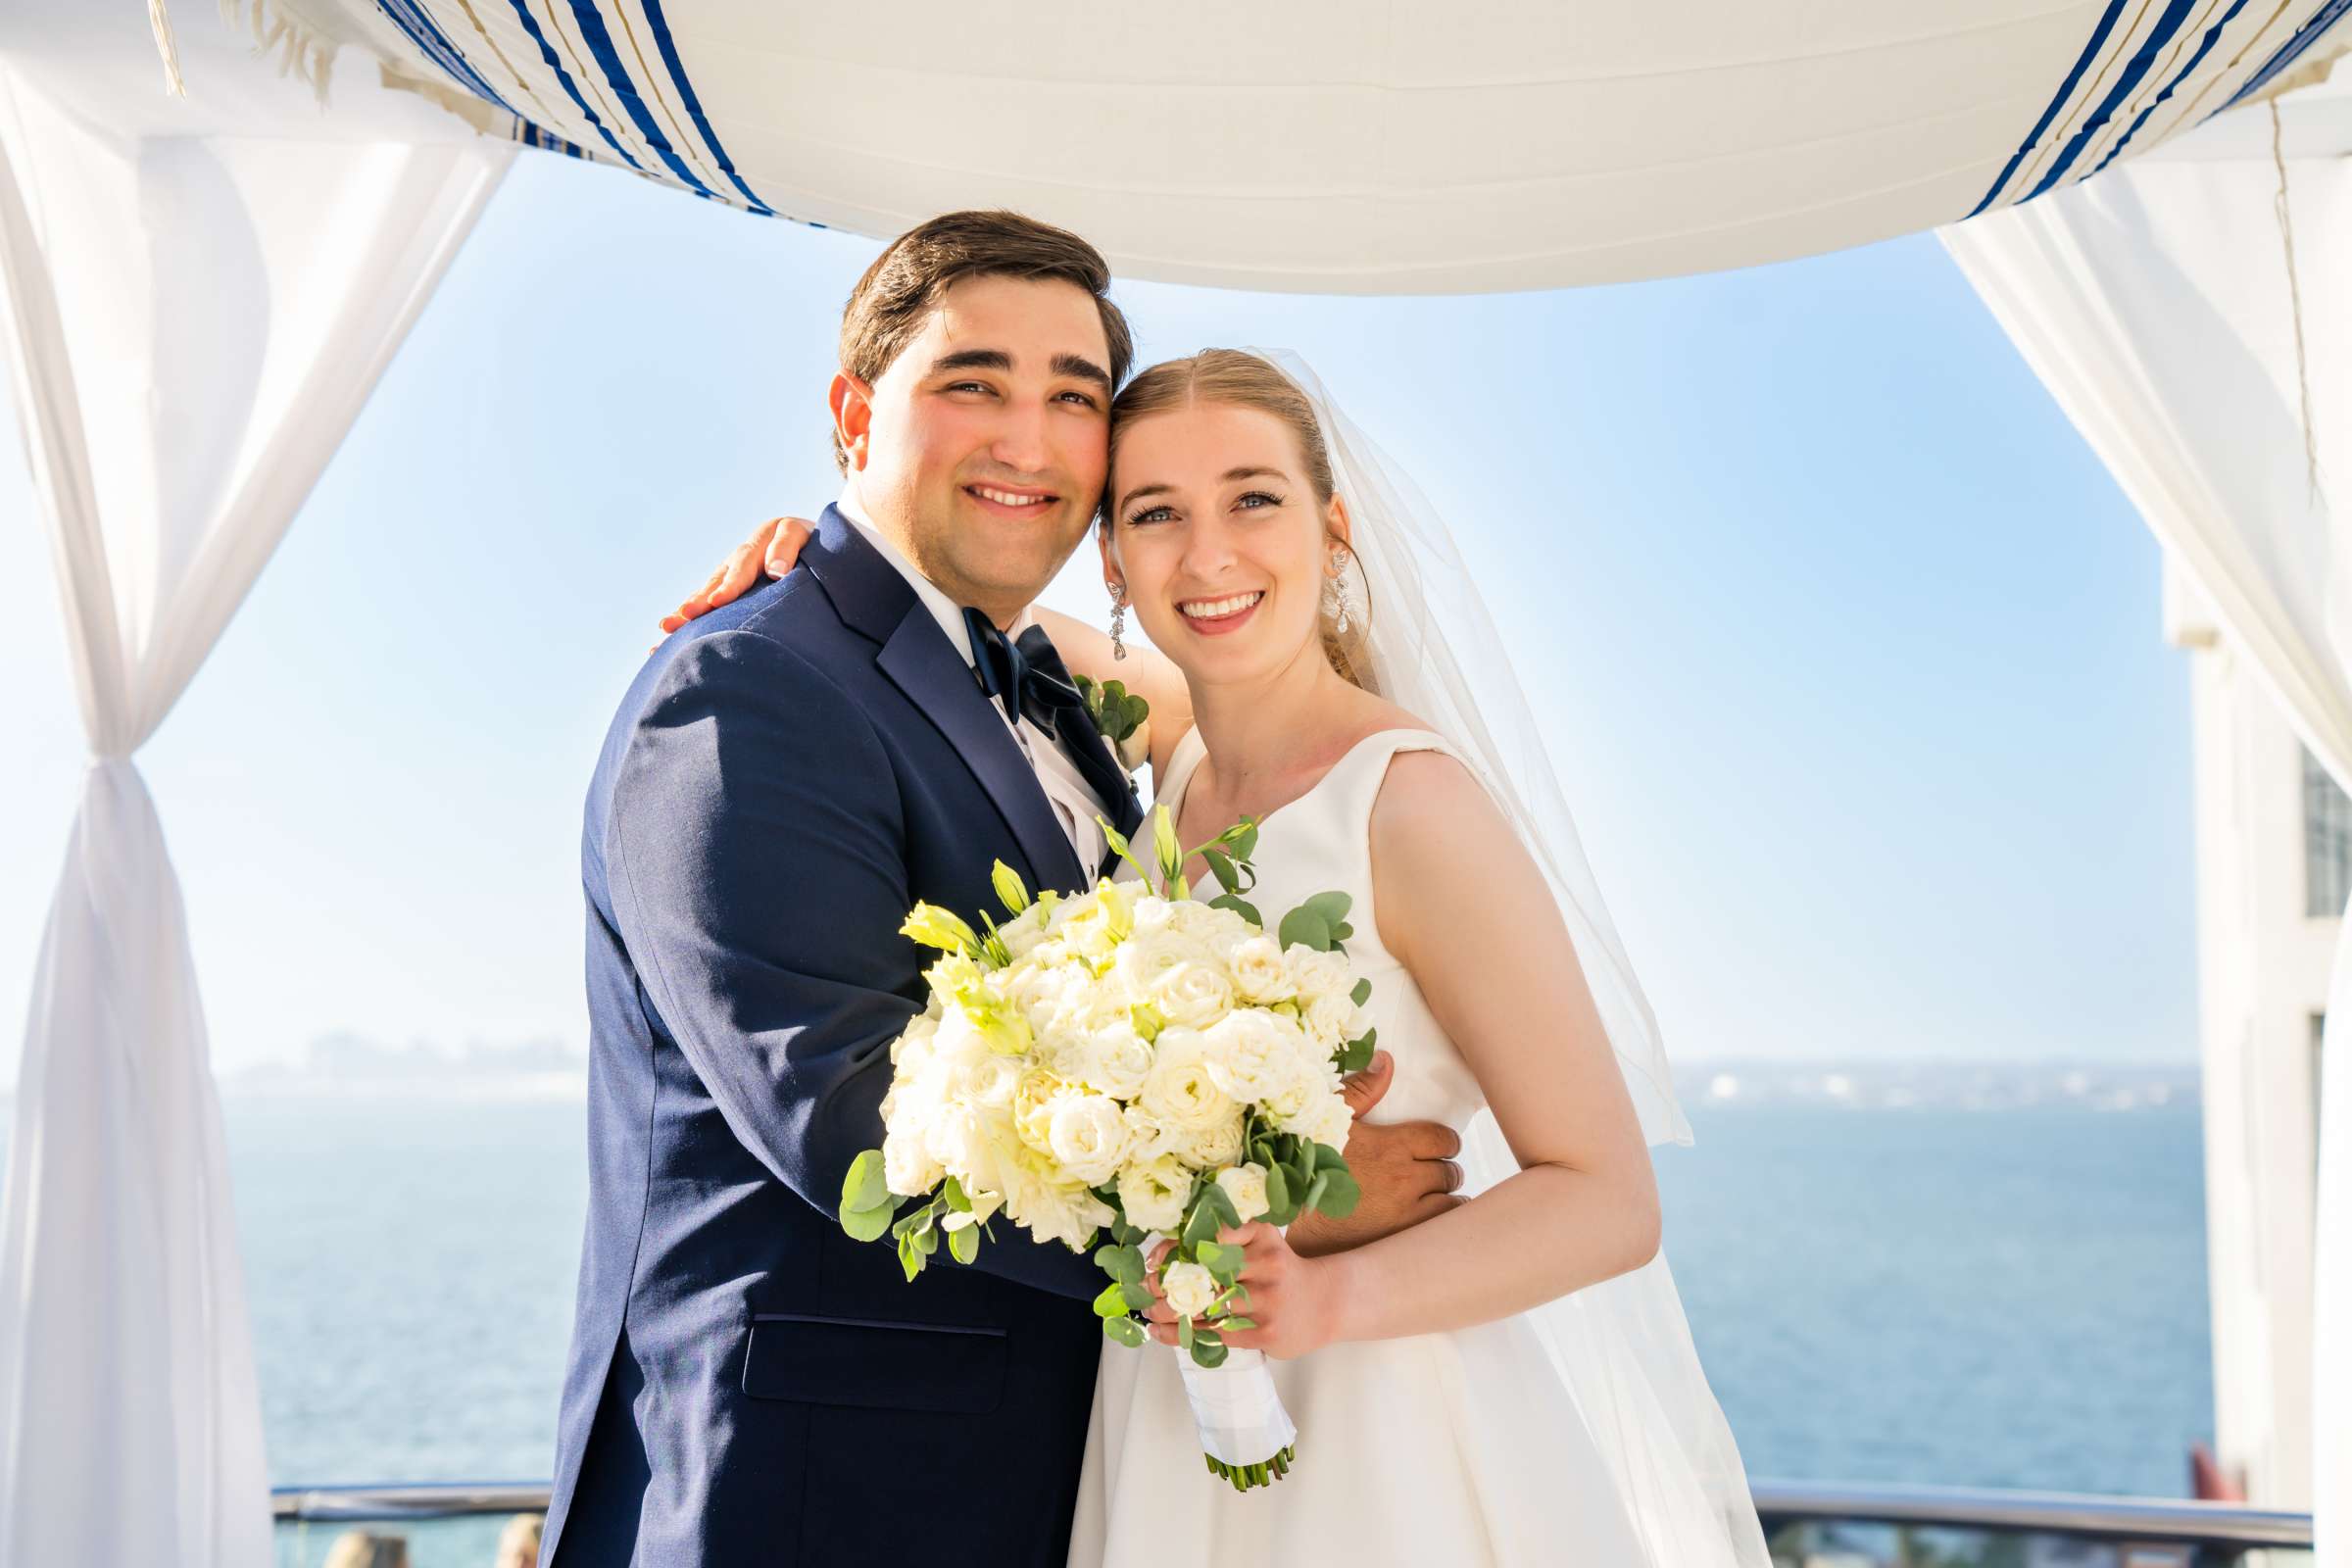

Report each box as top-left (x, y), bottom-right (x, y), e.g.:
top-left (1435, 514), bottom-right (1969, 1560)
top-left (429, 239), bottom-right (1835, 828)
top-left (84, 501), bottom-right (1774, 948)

top-left (1103, 402), bottom-right (1341, 688)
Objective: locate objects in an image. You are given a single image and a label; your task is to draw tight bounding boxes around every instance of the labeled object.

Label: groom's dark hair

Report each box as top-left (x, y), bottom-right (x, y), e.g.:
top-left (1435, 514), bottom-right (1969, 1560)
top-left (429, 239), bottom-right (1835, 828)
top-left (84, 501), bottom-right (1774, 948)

top-left (833, 210), bottom-right (1134, 473)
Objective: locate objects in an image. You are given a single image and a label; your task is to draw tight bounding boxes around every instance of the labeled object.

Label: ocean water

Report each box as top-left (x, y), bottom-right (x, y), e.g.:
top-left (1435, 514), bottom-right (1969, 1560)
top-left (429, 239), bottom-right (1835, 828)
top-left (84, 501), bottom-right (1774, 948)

top-left (218, 1094), bottom-right (2214, 1498)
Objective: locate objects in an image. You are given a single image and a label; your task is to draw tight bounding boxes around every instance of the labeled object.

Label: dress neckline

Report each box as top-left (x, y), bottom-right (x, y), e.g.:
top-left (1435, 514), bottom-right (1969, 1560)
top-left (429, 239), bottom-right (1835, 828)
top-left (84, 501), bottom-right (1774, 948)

top-left (1162, 724), bottom-right (1448, 839)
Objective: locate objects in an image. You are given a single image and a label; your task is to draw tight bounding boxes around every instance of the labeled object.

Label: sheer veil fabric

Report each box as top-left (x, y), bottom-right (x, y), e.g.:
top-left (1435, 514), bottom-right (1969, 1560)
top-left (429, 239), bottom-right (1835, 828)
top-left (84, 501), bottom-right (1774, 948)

top-left (1253, 350), bottom-right (1770, 1565)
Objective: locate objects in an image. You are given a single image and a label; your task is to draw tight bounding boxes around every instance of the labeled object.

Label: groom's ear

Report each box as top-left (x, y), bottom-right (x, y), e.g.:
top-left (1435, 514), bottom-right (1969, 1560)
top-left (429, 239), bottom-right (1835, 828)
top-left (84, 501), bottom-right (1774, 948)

top-left (829, 372), bottom-right (875, 471)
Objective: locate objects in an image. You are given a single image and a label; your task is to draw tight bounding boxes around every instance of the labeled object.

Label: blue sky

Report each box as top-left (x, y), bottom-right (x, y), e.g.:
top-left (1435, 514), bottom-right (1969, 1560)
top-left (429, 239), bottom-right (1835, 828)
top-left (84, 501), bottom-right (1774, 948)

top-left (0, 151), bottom-right (2195, 1078)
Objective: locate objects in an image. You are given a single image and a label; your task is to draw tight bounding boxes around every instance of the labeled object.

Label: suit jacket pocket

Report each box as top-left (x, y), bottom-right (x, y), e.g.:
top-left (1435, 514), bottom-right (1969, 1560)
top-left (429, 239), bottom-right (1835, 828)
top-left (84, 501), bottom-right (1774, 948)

top-left (742, 1313), bottom-right (1008, 1415)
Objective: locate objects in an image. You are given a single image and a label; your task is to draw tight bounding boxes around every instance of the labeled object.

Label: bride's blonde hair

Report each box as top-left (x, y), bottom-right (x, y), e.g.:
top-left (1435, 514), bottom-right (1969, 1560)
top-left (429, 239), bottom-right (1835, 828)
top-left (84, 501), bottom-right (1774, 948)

top-left (1106, 349), bottom-right (1371, 685)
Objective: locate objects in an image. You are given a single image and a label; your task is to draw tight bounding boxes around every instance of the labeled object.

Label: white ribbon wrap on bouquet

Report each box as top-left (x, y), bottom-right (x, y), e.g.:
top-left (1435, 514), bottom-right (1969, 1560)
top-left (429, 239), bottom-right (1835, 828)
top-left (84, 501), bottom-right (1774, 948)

top-left (1174, 1346), bottom-right (1297, 1467)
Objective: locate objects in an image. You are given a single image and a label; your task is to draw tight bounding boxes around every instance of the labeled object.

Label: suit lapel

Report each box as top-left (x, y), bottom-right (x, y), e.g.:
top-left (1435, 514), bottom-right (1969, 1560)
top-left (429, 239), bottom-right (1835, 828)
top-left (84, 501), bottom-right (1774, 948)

top-left (804, 507), bottom-right (1087, 896)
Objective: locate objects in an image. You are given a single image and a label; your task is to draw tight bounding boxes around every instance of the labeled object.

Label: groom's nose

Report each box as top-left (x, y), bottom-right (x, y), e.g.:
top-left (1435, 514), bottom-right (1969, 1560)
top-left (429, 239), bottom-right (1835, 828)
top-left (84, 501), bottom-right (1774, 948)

top-left (984, 400), bottom-right (1052, 477)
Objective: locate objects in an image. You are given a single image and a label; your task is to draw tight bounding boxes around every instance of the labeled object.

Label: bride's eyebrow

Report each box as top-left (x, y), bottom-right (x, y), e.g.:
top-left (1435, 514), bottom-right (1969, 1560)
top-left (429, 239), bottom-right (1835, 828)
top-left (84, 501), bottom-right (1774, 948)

top-left (1115, 482), bottom-right (1174, 514)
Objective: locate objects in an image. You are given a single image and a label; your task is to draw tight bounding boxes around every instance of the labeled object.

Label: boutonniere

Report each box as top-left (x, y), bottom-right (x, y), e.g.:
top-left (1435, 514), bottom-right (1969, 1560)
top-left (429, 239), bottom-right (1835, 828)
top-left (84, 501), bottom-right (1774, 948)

top-left (1075, 674), bottom-right (1152, 775)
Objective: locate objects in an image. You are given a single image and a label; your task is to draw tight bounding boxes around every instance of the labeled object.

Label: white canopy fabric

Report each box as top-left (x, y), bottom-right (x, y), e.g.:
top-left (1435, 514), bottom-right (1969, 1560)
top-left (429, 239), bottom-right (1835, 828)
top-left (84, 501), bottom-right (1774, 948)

top-left (0, 39), bottom-right (509, 1562)
top-left (1942, 68), bottom-right (2352, 1560)
top-left (126, 0), bottom-right (2352, 293)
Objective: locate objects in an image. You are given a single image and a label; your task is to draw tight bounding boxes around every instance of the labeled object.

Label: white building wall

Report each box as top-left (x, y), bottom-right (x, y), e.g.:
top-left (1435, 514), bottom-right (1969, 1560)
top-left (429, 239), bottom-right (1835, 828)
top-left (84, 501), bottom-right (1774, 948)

top-left (2167, 561), bottom-right (2331, 1508)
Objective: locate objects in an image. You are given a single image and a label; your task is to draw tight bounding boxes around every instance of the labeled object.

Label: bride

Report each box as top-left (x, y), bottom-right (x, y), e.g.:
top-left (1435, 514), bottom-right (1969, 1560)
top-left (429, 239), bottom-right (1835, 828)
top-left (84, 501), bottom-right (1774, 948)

top-left (666, 348), bottom-right (1768, 1566)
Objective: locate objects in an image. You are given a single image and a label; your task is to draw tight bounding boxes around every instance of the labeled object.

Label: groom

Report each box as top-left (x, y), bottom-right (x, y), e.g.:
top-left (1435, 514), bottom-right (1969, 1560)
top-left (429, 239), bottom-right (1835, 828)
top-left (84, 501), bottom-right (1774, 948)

top-left (544, 211), bottom-right (1463, 1568)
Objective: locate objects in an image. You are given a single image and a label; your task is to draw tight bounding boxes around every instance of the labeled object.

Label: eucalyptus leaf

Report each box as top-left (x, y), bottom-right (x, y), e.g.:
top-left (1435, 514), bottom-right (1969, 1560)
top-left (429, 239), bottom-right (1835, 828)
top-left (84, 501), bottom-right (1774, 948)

top-left (948, 1224), bottom-right (979, 1265)
top-left (842, 1149), bottom-right (889, 1215)
top-left (943, 1175), bottom-right (972, 1213)
top-left (1302, 1170), bottom-right (1331, 1216)
top-left (1304, 890), bottom-right (1353, 926)
top-left (1095, 1244), bottom-right (1146, 1284)
top-left (1350, 977), bottom-right (1373, 1006)
top-left (841, 1202), bottom-right (893, 1244)
top-left (1277, 906), bottom-right (1332, 953)
top-left (1103, 1315), bottom-right (1147, 1348)
top-left (1189, 1335), bottom-right (1229, 1369)
top-left (1313, 1142), bottom-right (1350, 1173)
top-left (1208, 894), bottom-right (1262, 927)
top-left (1093, 1282), bottom-right (1130, 1318)
top-left (1200, 847), bottom-right (1241, 895)
top-left (1220, 1315), bottom-right (1258, 1331)
top-left (1119, 1281), bottom-right (1157, 1312)
top-left (1177, 1314), bottom-right (1195, 1351)
top-left (1316, 1167), bottom-right (1362, 1219)
top-left (1263, 1163), bottom-right (1290, 1214)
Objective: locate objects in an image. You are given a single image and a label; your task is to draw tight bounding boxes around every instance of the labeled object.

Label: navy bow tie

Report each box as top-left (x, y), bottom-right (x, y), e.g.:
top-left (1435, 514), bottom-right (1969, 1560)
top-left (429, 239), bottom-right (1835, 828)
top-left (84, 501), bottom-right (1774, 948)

top-left (963, 609), bottom-right (1085, 741)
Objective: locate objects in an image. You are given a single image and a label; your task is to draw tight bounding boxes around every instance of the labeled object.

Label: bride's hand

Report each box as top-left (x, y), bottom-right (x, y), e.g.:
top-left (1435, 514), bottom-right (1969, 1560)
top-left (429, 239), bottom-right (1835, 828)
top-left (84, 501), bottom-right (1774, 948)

top-left (656, 515), bottom-right (814, 633)
top-left (1142, 1225), bottom-right (1346, 1361)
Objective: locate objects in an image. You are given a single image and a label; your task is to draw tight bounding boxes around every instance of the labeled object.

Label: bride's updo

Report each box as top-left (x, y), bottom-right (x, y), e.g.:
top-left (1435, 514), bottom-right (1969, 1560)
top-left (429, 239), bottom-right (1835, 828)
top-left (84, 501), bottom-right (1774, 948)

top-left (1106, 349), bottom-right (1370, 685)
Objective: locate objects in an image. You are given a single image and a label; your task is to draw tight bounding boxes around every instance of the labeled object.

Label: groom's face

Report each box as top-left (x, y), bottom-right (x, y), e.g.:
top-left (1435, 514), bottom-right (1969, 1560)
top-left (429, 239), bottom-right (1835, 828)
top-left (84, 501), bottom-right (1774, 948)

top-left (843, 274), bottom-right (1112, 622)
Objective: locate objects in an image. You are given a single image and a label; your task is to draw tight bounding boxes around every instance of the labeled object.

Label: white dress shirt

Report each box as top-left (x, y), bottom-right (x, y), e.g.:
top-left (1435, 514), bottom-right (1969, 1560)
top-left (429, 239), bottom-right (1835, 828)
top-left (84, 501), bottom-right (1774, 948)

top-left (836, 489), bottom-right (1111, 877)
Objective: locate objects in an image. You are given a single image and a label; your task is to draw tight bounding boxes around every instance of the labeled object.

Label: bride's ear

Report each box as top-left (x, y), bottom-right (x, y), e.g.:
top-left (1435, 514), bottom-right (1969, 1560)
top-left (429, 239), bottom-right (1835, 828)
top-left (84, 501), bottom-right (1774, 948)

top-left (1325, 493), bottom-right (1354, 557)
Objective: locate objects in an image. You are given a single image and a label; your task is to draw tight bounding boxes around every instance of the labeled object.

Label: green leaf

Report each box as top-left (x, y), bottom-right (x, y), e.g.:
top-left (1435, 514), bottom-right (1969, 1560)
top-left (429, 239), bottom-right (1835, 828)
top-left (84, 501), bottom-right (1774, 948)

top-left (948, 1223), bottom-right (979, 1265)
top-left (1200, 1180), bottom-right (1242, 1231)
top-left (1263, 1162), bottom-right (1290, 1215)
top-left (1207, 894), bottom-right (1263, 928)
top-left (1338, 1028), bottom-right (1377, 1074)
top-left (1095, 1244), bottom-right (1146, 1284)
top-left (1093, 1282), bottom-right (1131, 1318)
top-left (1102, 1315), bottom-right (1147, 1348)
top-left (1176, 1313), bottom-right (1196, 1350)
top-left (1189, 1334), bottom-right (1229, 1369)
top-left (1121, 692), bottom-right (1151, 733)
top-left (1232, 820), bottom-right (1259, 860)
top-left (1182, 1200), bottom-right (1224, 1248)
top-left (1219, 1315), bottom-right (1258, 1331)
top-left (1277, 906), bottom-right (1332, 953)
top-left (898, 1233), bottom-right (924, 1282)
top-left (1313, 1142), bottom-right (1350, 1173)
top-left (1199, 847), bottom-right (1241, 895)
top-left (841, 1202), bottom-right (894, 1244)
top-left (1152, 806), bottom-right (1182, 880)
top-left (1302, 1170), bottom-right (1331, 1216)
top-left (1315, 1166), bottom-right (1361, 1219)
top-left (1350, 977), bottom-right (1373, 1006)
top-left (1303, 891), bottom-right (1353, 927)
top-left (943, 1175), bottom-right (972, 1213)
top-left (1119, 1281), bottom-right (1157, 1312)
top-left (842, 1149), bottom-right (890, 1215)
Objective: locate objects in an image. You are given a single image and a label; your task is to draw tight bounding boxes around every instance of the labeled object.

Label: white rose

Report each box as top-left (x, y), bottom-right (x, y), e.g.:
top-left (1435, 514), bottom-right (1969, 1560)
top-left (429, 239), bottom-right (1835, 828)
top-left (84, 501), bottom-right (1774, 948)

top-left (1260, 1056), bottom-right (1336, 1122)
top-left (1283, 945), bottom-right (1352, 1004)
top-left (999, 906), bottom-right (1052, 961)
top-left (1120, 1104), bottom-right (1178, 1165)
top-left (1152, 956), bottom-right (1238, 1032)
top-left (1116, 1153), bottom-right (1192, 1232)
top-left (1138, 1028), bottom-right (1235, 1130)
top-left (889, 1012), bottom-right (941, 1069)
top-left (1181, 1109), bottom-right (1247, 1171)
top-left (1200, 1008), bottom-right (1309, 1103)
top-left (1054, 1019), bottom-right (1153, 1101)
top-left (882, 1119), bottom-right (944, 1197)
top-left (1045, 1093), bottom-right (1133, 1187)
top-left (1160, 1259), bottom-right (1222, 1320)
top-left (1161, 899), bottom-right (1225, 941)
top-left (1215, 1161), bottom-right (1272, 1223)
top-left (1282, 1089), bottom-right (1356, 1154)
top-left (954, 1052), bottom-right (1023, 1111)
top-left (1303, 994), bottom-right (1369, 1055)
top-left (1225, 936), bottom-right (1296, 1004)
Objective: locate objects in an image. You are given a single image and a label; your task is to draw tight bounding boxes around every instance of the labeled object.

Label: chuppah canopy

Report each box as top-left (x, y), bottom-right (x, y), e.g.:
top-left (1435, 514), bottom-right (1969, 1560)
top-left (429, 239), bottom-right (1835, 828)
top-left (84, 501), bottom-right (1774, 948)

top-left (1941, 65), bottom-right (2352, 1562)
top-left (140, 0), bottom-right (2352, 292)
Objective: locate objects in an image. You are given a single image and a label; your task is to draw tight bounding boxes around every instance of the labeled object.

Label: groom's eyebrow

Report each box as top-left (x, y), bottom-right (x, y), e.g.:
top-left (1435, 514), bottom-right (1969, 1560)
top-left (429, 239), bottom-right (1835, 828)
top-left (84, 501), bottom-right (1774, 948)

top-left (925, 348), bottom-right (1111, 393)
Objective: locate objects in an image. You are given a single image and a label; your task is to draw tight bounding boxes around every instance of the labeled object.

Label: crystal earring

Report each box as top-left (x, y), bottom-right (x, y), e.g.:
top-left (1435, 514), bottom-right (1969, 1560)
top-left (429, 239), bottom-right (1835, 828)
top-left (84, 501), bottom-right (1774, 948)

top-left (1324, 547), bottom-right (1356, 635)
top-left (1108, 584), bottom-right (1128, 660)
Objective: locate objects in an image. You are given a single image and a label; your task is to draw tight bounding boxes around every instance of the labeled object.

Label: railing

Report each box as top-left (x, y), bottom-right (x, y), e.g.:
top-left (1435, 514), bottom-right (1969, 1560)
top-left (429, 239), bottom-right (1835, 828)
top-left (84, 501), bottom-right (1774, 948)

top-left (270, 1479), bottom-right (2317, 1563)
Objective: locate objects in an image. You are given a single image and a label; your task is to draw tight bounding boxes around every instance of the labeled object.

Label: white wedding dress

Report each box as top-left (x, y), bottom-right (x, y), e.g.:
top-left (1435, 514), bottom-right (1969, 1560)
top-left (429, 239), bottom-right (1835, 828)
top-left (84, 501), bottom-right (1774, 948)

top-left (1067, 725), bottom-right (1654, 1567)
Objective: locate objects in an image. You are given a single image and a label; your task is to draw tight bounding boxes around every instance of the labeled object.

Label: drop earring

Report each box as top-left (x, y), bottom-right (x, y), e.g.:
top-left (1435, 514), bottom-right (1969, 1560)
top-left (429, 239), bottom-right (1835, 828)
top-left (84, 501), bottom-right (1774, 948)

top-left (1108, 583), bottom-right (1128, 660)
top-left (1324, 546), bottom-right (1357, 635)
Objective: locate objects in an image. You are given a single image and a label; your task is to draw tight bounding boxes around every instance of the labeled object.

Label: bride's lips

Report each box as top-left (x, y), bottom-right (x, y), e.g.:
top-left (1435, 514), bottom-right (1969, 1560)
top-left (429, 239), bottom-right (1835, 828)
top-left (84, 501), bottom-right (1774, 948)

top-left (1175, 589), bottom-right (1264, 636)
top-left (964, 482), bottom-right (1058, 518)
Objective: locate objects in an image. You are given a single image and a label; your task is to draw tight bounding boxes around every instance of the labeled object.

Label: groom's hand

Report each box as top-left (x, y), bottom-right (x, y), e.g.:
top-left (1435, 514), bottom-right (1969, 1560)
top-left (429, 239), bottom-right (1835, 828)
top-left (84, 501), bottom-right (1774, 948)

top-left (1284, 1051), bottom-right (1466, 1257)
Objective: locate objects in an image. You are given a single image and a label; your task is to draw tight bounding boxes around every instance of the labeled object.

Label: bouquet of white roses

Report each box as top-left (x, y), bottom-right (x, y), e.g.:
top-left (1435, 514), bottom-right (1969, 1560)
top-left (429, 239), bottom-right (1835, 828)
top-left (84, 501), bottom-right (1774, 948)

top-left (836, 805), bottom-right (1376, 1490)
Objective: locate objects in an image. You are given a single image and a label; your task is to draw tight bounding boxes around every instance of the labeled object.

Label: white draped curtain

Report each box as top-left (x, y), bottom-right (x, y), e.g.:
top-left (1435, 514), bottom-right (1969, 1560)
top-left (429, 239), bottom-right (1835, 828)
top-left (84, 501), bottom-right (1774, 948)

top-left (0, 65), bottom-right (508, 1562)
top-left (1942, 80), bottom-right (2352, 1563)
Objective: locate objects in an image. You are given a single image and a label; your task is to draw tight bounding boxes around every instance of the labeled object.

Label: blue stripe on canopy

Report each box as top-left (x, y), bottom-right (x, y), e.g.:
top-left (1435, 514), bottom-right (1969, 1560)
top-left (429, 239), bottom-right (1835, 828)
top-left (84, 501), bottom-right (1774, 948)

top-left (1966, 0), bottom-right (2131, 218)
top-left (2222, 0), bottom-right (2352, 109)
top-left (2021, 0), bottom-right (2200, 202)
top-left (638, 0), bottom-right (774, 213)
top-left (2089, 0), bottom-right (2254, 176)
top-left (557, 2), bottom-right (728, 203)
top-left (375, 0), bottom-right (518, 116)
top-left (502, 0), bottom-right (649, 172)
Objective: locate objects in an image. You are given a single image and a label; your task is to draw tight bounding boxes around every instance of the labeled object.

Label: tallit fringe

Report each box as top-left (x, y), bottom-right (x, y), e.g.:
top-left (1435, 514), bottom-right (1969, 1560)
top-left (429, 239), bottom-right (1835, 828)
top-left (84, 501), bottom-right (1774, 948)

top-left (217, 0), bottom-right (339, 106)
top-left (147, 0), bottom-right (189, 99)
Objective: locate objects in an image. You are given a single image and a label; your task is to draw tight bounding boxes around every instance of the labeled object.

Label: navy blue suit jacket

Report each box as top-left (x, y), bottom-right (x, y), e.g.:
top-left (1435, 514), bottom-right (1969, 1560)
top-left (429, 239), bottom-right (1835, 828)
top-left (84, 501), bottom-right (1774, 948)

top-left (544, 509), bottom-right (1144, 1567)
